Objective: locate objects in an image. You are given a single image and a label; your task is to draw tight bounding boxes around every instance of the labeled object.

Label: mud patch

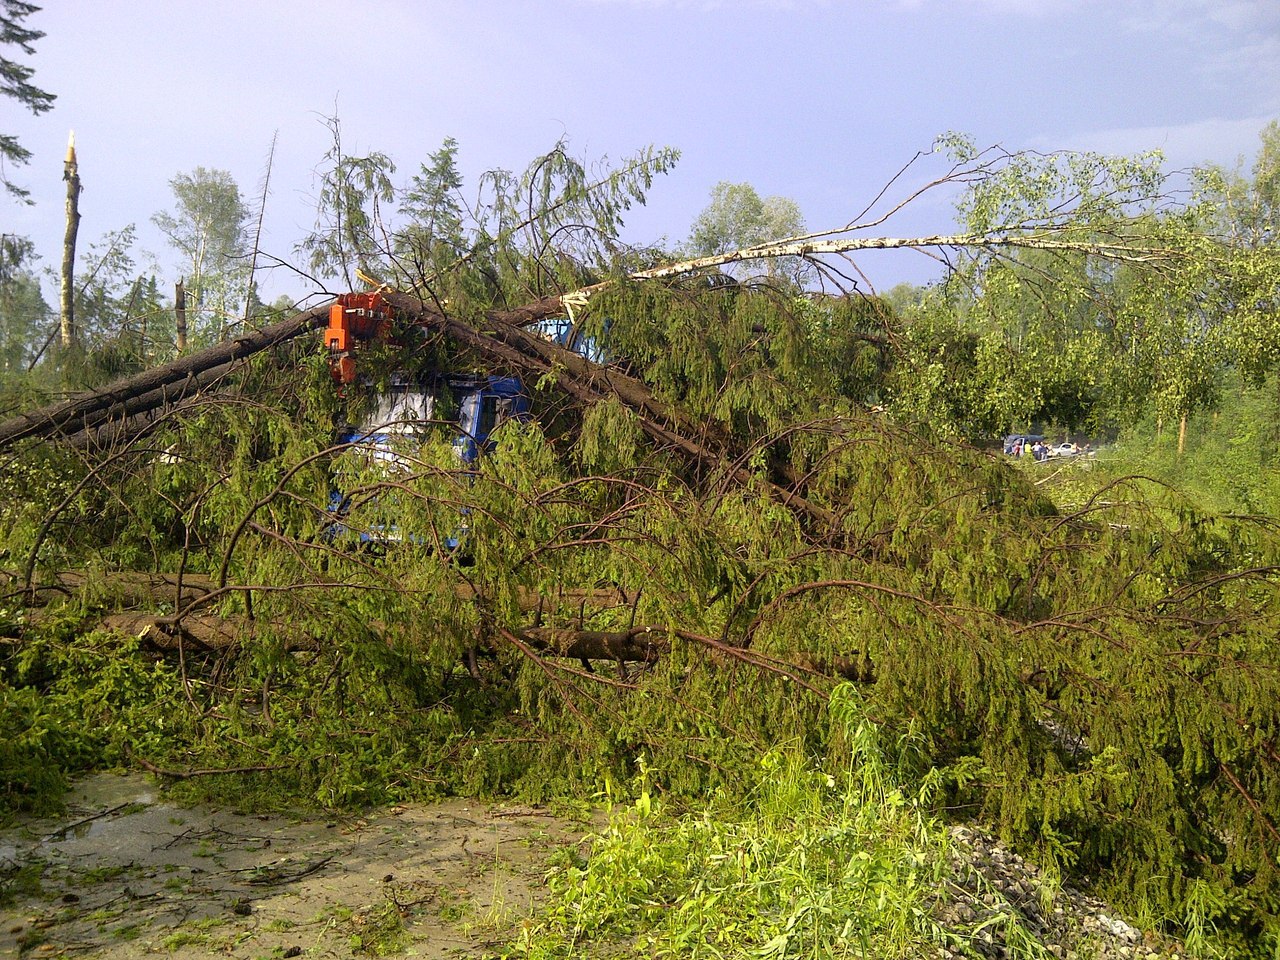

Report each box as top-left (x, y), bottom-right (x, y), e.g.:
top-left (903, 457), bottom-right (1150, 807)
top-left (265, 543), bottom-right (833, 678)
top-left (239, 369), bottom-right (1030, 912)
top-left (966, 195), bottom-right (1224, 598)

top-left (1, 774), bottom-right (595, 959)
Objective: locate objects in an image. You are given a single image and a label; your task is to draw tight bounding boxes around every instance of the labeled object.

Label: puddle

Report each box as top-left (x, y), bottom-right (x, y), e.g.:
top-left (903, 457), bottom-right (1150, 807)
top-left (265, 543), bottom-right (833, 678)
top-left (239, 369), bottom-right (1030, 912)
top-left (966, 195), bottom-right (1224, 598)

top-left (36, 775), bottom-right (157, 848)
top-left (1, 773), bottom-right (595, 959)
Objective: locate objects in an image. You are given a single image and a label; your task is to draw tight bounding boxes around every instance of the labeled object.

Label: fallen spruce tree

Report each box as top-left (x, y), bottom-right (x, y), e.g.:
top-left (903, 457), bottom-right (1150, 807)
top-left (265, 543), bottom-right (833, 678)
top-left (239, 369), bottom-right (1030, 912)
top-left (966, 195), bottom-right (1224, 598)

top-left (2, 143), bottom-right (1280, 955)
top-left (4, 283), bottom-right (1279, 954)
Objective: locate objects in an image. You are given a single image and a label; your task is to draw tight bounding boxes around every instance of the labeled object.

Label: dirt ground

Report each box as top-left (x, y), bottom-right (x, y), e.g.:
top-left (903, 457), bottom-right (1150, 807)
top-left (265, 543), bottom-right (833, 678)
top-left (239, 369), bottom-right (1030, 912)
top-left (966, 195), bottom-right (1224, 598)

top-left (0, 774), bottom-right (596, 959)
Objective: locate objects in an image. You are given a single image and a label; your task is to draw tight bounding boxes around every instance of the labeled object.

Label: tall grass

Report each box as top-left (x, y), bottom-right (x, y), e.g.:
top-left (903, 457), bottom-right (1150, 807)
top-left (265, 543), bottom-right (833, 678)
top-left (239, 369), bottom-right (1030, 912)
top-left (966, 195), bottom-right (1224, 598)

top-left (501, 685), bottom-right (1050, 959)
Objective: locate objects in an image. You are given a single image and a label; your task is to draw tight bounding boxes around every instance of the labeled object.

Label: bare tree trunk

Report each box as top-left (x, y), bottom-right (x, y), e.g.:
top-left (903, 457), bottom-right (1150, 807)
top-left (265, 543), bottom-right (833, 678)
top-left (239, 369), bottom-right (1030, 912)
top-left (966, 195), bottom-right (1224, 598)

top-left (245, 133), bottom-right (277, 323)
top-left (59, 132), bottom-right (81, 350)
top-left (0, 303), bottom-right (331, 449)
top-left (174, 279), bottom-right (188, 353)
top-left (1178, 413), bottom-right (1187, 458)
top-left (0, 297), bottom-right (565, 451)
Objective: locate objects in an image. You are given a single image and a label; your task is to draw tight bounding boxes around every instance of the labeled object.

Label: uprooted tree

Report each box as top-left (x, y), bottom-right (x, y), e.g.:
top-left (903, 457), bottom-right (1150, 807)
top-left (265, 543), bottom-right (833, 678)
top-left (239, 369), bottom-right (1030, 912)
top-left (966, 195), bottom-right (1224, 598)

top-left (2, 132), bottom-right (1280, 953)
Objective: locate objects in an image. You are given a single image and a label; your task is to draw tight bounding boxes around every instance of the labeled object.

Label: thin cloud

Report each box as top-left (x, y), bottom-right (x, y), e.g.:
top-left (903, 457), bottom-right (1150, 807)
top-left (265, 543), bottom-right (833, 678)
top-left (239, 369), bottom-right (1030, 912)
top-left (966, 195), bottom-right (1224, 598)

top-left (886, 0), bottom-right (1092, 14)
top-left (885, 0), bottom-right (1278, 24)
top-left (1129, 0), bottom-right (1280, 34)
top-left (1118, 0), bottom-right (1280, 107)
top-left (884, 0), bottom-right (1280, 115)
top-left (577, 0), bottom-right (815, 9)
top-left (1041, 115), bottom-right (1278, 172)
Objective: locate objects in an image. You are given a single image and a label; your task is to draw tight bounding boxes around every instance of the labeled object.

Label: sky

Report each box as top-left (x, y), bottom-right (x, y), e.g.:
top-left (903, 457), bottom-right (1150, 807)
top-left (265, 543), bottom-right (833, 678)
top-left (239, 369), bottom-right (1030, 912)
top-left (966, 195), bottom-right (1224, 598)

top-left (3, 0), bottom-right (1278, 308)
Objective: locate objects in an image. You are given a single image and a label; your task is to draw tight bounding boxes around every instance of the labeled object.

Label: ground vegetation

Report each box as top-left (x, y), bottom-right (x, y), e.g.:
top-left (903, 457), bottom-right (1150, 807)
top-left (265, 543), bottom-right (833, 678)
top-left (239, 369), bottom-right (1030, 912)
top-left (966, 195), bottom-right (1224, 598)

top-left (0, 128), bottom-right (1279, 957)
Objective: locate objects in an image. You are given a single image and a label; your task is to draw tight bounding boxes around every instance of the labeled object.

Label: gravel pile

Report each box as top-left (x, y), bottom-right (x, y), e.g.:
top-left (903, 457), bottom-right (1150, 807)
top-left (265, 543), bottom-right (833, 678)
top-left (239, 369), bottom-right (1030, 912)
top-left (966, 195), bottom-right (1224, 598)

top-left (933, 826), bottom-right (1183, 960)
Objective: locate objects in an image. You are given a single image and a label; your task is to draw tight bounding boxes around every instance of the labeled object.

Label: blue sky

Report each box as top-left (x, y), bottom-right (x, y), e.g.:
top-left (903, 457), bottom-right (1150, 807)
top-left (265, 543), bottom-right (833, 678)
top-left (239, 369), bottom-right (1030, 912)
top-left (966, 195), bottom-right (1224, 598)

top-left (4, 0), bottom-right (1278, 304)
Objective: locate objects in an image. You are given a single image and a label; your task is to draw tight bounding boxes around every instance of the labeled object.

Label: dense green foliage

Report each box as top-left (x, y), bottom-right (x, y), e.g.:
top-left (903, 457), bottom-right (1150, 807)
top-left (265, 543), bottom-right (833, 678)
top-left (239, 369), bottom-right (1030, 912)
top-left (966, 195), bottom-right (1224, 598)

top-left (3, 293), bottom-right (1280, 954)
top-left (151, 167), bottom-right (252, 344)
top-left (1091, 373), bottom-right (1280, 518)
top-left (887, 131), bottom-right (1280, 441)
top-left (3, 128), bottom-right (1280, 956)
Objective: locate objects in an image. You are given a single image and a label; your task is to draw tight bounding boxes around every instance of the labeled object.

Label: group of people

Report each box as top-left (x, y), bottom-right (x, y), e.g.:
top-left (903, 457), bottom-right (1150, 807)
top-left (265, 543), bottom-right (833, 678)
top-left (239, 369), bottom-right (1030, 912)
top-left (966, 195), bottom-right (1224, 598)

top-left (1012, 438), bottom-right (1050, 460)
top-left (1007, 438), bottom-right (1085, 461)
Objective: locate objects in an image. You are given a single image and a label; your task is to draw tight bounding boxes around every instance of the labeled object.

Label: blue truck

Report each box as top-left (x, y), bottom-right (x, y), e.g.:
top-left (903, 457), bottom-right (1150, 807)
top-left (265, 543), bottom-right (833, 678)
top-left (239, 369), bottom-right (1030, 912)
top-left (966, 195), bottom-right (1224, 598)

top-left (323, 293), bottom-right (596, 545)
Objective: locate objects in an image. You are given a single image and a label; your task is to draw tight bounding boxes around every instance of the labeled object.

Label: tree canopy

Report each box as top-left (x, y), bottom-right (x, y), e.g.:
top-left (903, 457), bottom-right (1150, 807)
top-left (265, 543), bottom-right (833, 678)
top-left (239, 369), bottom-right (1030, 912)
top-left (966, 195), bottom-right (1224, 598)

top-left (151, 167), bottom-right (251, 343)
top-left (0, 0), bottom-right (53, 201)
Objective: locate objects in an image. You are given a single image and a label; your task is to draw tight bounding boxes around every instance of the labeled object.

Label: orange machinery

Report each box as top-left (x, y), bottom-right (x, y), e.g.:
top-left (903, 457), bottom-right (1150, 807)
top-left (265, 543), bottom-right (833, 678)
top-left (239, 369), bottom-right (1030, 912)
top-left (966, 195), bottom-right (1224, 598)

top-left (324, 291), bottom-right (396, 384)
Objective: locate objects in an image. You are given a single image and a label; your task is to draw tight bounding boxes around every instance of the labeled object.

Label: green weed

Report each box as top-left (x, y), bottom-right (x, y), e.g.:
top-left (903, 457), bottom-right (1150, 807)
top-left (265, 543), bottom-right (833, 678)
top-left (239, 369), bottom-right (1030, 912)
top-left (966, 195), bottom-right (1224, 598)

top-left (502, 686), bottom-right (977, 959)
top-left (161, 930), bottom-right (210, 949)
top-left (348, 897), bottom-right (410, 956)
top-left (0, 857), bottom-right (45, 905)
top-left (112, 922), bottom-right (143, 940)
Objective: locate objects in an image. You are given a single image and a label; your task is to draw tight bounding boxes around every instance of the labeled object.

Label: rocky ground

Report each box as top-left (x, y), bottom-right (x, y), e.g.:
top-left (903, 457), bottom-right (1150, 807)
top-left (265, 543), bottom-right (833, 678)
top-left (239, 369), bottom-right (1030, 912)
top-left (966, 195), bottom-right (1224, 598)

top-left (936, 825), bottom-right (1183, 960)
top-left (1, 775), bottom-right (1187, 959)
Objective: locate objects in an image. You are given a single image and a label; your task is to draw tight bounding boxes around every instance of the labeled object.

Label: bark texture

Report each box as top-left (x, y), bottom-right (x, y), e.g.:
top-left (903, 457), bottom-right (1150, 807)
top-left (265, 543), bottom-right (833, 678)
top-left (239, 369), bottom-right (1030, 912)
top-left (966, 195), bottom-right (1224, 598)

top-left (59, 136), bottom-right (81, 350)
top-left (175, 279), bottom-right (188, 353)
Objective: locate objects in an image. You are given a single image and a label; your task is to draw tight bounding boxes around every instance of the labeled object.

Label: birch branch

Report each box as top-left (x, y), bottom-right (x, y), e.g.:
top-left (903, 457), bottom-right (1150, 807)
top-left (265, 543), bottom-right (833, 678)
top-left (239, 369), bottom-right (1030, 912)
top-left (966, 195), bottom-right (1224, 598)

top-left (624, 231), bottom-right (1180, 285)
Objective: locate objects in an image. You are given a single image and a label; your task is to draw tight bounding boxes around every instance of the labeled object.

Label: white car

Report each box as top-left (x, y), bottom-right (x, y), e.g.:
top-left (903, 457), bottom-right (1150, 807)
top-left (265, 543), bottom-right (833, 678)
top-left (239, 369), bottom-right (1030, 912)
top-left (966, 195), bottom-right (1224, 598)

top-left (1048, 442), bottom-right (1080, 458)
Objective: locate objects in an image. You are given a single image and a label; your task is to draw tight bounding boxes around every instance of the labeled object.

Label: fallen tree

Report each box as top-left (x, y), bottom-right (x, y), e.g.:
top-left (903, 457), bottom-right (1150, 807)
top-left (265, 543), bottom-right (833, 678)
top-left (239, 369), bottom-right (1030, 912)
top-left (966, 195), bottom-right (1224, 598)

top-left (91, 611), bottom-right (666, 663)
top-left (1, 568), bottom-right (631, 613)
top-left (3, 138), bottom-right (1280, 956)
top-left (0, 296), bottom-right (568, 451)
top-left (0, 305), bottom-right (330, 449)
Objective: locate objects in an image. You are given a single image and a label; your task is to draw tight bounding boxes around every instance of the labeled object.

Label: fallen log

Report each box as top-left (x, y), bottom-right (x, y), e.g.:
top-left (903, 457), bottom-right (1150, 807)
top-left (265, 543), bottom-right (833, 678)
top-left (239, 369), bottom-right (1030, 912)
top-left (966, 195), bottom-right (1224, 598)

top-left (520, 624), bottom-right (664, 663)
top-left (60, 359), bottom-right (241, 448)
top-left (0, 296), bottom-right (568, 452)
top-left (96, 610), bottom-right (665, 663)
top-left (14, 599), bottom-right (871, 685)
top-left (101, 611), bottom-right (246, 651)
top-left (0, 305), bottom-right (330, 450)
top-left (5, 569), bottom-right (633, 614)
top-left (1, 569), bottom-right (217, 608)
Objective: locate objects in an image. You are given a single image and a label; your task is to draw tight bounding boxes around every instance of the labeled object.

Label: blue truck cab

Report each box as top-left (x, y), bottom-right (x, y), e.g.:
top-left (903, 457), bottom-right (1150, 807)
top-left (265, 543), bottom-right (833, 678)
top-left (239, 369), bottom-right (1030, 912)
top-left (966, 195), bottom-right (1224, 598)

top-left (334, 373), bottom-right (530, 463)
top-left (327, 374), bottom-right (530, 546)
top-left (322, 295), bottom-right (599, 546)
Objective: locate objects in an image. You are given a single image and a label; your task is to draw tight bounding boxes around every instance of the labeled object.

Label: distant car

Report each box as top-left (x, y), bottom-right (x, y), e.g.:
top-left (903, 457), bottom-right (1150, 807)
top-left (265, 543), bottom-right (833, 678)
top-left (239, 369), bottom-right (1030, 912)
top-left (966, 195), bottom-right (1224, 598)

top-left (1048, 442), bottom-right (1079, 458)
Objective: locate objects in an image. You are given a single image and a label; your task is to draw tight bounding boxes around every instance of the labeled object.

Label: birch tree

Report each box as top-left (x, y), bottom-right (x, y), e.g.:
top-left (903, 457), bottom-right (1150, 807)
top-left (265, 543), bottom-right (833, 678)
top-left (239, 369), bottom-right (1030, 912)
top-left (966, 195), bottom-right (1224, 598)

top-left (151, 167), bottom-right (250, 345)
top-left (687, 181), bottom-right (807, 282)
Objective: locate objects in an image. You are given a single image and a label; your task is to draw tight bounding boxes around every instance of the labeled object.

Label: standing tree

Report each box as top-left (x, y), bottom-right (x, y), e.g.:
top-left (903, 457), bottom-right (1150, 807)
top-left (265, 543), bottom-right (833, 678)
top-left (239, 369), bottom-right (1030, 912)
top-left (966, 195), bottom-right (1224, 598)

top-left (395, 136), bottom-right (466, 289)
top-left (0, 0), bottom-right (54, 202)
top-left (58, 132), bottom-right (79, 349)
top-left (0, 232), bottom-right (47, 378)
top-left (73, 226), bottom-right (141, 342)
top-left (1209, 119), bottom-right (1280, 251)
top-left (687, 181), bottom-right (807, 282)
top-left (151, 167), bottom-right (250, 345)
top-left (1192, 122), bottom-right (1280, 395)
top-left (460, 139), bottom-right (679, 304)
top-left (0, 2), bottom-right (52, 378)
top-left (299, 116), bottom-right (395, 290)
top-left (304, 127), bottom-right (678, 307)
